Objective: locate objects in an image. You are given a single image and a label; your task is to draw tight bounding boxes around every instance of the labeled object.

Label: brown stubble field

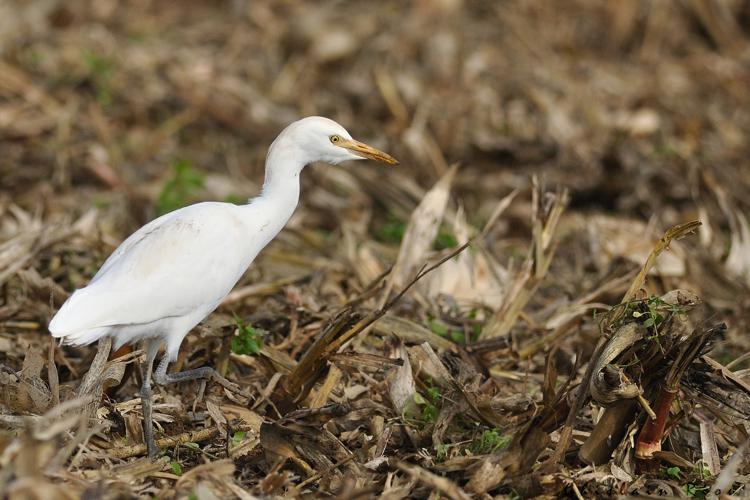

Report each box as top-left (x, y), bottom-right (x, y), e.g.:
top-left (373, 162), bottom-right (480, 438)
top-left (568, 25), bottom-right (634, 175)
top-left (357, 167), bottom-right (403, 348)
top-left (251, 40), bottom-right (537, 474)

top-left (1, 1), bottom-right (750, 498)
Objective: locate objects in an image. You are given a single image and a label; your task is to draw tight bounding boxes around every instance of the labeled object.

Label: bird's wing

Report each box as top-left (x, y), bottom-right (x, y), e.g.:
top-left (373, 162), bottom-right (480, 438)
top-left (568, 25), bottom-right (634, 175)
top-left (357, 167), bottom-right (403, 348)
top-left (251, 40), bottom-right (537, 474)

top-left (50, 203), bottom-right (252, 336)
top-left (89, 210), bottom-right (178, 283)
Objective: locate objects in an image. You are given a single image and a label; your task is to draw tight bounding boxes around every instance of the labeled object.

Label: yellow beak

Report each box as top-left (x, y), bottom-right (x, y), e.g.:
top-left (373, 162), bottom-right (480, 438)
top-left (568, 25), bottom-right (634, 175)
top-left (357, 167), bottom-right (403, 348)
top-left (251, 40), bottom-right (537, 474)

top-left (338, 138), bottom-right (399, 165)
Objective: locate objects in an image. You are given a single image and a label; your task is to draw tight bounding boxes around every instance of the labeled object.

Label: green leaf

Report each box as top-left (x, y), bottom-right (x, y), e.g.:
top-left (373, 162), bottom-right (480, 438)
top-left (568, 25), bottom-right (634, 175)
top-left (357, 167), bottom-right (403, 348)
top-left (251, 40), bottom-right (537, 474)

top-left (470, 429), bottom-right (511, 454)
top-left (374, 213), bottom-right (406, 244)
top-left (665, 466), bottom-right (682, 480)
top-left (428, 320), bottom-right (449, 337)
top-left (433, 228), bottom-right (458, 250)
top-left (170, 460), bottom-right (183, 476)
top-left (426, 384), bottom-right (441, 404)
top-left (471, 323), bottom-right (482, 340)
top-left (156, 159), bottom-right (205, 216)
top-left (224, 194), bottom-right (245, 205)
top-left (421, 403), bottom-right (438, 423)
top-left (435, 443), bottom-right (451, 461)
top-left (450, 331), bottom-right (465, 344)
top-left (231, 431), bottom-right (246, 446)
top-left (231, 315), bottom-right (264, 355)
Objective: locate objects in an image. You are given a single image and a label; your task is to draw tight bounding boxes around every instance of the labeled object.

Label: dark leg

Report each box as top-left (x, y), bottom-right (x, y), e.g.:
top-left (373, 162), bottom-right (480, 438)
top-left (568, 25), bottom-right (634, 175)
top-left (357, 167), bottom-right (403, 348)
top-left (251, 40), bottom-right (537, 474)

top-left (152, 354), bottom-right (245, 395)
top-left (141, 339), bottom-right (161, 458)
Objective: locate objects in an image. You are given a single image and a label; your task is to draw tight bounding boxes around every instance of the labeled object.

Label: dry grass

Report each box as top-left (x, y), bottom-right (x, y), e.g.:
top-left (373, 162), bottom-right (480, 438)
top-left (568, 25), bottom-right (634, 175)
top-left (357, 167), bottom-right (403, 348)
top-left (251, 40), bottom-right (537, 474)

top-left (2, 0), bottom-right (750, 498)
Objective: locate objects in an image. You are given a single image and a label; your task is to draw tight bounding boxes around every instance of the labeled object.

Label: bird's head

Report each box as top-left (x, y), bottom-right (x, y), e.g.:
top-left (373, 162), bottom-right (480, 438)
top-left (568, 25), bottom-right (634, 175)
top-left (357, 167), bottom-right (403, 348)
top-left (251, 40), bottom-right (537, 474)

top-left (272, 116), bottom-right (398, 168)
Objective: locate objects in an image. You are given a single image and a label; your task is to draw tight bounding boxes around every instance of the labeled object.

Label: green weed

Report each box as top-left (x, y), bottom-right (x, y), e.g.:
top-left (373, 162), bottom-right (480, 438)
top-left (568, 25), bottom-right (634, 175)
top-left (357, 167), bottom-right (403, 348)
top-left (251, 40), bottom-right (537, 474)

top-left (433, 226), bottom-right (458, 250)
top-left (169, 460), bottom-right (183, 476)
top-left (156, 159), bottom-right (205, 216)
top-left (82, 50), bottom-right (116, 107)
top-left (470, 429), bottom-right (511, 455)
top-left (374, 213), bottom-right (406, 243)
top-left (373, 215), bottom-right (458, 250)
top-left (435, 443), bottom-right (451, 461)
top-left (408, 379), bottom-right (442, 426)
top-left (664, 466), bottom-right (682, 480)
top-left (223, 194), bottom-right (245, 205)
top-left (661, 463), bottom-right (713, 498)
top-left (428, 318), bottom-right (478, 345)
top-left (231, 431), bottom-right (246, 446)
top-left (230, 315), bottom-right (264, 355)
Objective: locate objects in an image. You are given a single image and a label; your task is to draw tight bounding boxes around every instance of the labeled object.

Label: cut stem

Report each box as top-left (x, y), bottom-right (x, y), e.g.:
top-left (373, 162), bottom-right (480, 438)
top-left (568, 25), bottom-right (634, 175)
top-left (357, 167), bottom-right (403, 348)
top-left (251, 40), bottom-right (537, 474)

top-left (635, 387), bottom-right (677, 459)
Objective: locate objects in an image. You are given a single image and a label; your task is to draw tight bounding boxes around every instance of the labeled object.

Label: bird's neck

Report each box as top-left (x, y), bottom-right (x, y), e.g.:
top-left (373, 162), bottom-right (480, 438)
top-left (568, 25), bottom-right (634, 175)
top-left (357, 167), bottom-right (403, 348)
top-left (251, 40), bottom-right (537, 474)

top-left (257, 143), bottom-right (304, 219)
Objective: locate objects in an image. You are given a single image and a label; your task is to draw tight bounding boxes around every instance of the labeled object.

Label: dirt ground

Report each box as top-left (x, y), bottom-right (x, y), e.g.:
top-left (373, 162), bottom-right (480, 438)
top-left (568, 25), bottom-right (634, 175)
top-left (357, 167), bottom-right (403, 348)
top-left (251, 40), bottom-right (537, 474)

top-left (1, 1), bottom-right (750, 498)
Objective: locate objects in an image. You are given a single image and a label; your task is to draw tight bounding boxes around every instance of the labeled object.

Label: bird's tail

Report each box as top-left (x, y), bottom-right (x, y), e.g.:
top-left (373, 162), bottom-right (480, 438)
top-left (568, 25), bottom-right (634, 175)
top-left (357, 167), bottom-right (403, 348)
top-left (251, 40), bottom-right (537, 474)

top-left (49, 288), bottom-right (110, 346)
top-left (52, 326), bottom-right (111, 347)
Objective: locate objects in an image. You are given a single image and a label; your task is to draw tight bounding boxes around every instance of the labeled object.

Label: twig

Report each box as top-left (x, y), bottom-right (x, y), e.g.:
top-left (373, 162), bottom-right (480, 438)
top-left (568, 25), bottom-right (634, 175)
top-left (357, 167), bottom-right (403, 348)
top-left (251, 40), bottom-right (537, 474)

top-left (281, 241), bottom-right (470, 403)
top-left (329, 240), bottom-right (471, 355)
top-left (109, 423), bottom-right (254, 459)
top-left (294, 455), bottom-right (356, 490)
top-left (394, 459), bottom-right (472, 500)
top-left (611, 220), bottom-right (701, 324)
top-left (636, 394), bottom-right (657, 420)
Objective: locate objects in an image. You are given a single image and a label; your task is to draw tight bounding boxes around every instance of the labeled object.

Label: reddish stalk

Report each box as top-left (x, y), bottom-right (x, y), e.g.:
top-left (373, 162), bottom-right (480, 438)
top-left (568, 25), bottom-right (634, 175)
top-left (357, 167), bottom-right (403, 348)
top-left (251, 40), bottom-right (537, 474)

top-left (635, 323), bottom-right (726, 460)
top-left (635, 387), bottom-right (677, 459)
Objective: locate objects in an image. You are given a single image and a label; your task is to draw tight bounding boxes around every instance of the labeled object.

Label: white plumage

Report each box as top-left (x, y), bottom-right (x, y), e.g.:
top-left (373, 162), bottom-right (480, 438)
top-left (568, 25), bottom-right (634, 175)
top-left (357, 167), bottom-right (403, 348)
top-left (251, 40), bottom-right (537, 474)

top-left (50, 116), bottom-right (397, 362)
top-left (49, 116), bottom-right (397, 457)
top-left (50, 202), bottom-right (268, 359)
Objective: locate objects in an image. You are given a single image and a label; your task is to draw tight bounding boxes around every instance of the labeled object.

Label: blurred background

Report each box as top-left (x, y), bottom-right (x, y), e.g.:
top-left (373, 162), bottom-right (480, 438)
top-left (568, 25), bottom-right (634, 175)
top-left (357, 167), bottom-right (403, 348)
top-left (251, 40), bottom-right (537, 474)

top-left (2, 0), bottom-right (748, 346)
top-left (1, 0), bottom-right (750, 496)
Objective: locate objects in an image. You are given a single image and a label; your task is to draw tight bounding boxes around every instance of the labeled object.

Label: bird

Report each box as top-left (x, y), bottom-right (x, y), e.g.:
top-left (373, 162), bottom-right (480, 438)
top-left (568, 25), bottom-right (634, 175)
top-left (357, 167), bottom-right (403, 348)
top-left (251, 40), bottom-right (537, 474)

top-left (49, 116), bottom-right (398, 457)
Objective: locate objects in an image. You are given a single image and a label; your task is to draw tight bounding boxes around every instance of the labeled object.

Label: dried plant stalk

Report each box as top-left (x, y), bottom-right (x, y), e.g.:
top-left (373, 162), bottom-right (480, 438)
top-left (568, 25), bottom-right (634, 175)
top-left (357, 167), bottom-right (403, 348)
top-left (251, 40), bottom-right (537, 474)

top-left (481, 177), bottom-right (568, 339)
top-left (636, 323), bottom-right (726, 459)
top-left (611, 220), bottom-right (701, 324)
top-left (279, 242), bottom-right (470, 406)
top-left (574, 221), bottom-right (701, 465)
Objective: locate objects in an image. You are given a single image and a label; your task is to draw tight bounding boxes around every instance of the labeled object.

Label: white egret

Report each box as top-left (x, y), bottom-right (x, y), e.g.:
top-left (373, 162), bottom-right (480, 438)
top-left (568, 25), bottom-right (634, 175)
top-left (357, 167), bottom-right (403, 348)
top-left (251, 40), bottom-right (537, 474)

top-left (49, 116), bottom-right (398, 456)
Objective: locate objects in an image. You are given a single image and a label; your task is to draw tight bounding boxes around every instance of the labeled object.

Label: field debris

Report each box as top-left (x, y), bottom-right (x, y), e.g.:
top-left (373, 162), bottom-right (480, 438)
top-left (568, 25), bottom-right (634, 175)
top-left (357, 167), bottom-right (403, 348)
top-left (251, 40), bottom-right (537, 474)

top-left (2, 1), bottom-right (750, 498)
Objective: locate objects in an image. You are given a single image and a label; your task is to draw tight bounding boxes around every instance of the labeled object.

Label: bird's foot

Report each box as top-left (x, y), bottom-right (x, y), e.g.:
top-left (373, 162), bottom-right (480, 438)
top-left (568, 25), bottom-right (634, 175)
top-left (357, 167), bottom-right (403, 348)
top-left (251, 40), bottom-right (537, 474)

top-left (155, 364), bottom-right (251, 399)
top-left (210, 372), bottom-right (247, 396)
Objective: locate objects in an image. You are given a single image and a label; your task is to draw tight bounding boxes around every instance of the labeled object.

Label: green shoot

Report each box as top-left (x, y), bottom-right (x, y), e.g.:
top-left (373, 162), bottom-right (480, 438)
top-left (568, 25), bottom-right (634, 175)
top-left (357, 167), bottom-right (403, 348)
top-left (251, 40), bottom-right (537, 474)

top-left (408, 381), bottom-right (442, 426)
top-left (224, 194), bottom-right (245, 205)
top-left (428, 319), bottom-right (449, 337)
top-left (82, 50), bottom-right (116, 107)
top-left (664, 466), bottom-right (682, 480)
top-left (156, 159), bottom-right (205, 216)
top-left (170, 460), bottom-right (183, 476)
top-left (435, 443), bottom-right (451, 461)
top-left (433, 226), bottom-right (458, 250)
top-left (412, 392), bottom-right (439, 424)
top-left (428, 318), bottom-right (475, 344)
top-left (661, 463), bottom-right (713, 498)
top-left (470, 429), bottom-right (511, 455)
top-left (231, 315), bottom-right (264, 355)
top-left (374, 213), bottom-right (406, 243)
top-left (231, 431), bottom-right (246, 446)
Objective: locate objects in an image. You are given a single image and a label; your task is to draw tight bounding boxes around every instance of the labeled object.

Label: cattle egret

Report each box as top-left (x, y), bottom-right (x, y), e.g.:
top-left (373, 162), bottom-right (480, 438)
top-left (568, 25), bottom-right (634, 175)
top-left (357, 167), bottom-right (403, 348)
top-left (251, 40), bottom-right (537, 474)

top-left (49, 116), bottom-right (398, 457)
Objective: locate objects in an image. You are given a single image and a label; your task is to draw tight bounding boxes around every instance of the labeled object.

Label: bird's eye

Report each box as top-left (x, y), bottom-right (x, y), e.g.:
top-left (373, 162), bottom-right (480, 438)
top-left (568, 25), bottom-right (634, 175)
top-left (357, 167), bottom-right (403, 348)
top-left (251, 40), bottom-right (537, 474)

top-left (330, 135), bottom-right (340, 144)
